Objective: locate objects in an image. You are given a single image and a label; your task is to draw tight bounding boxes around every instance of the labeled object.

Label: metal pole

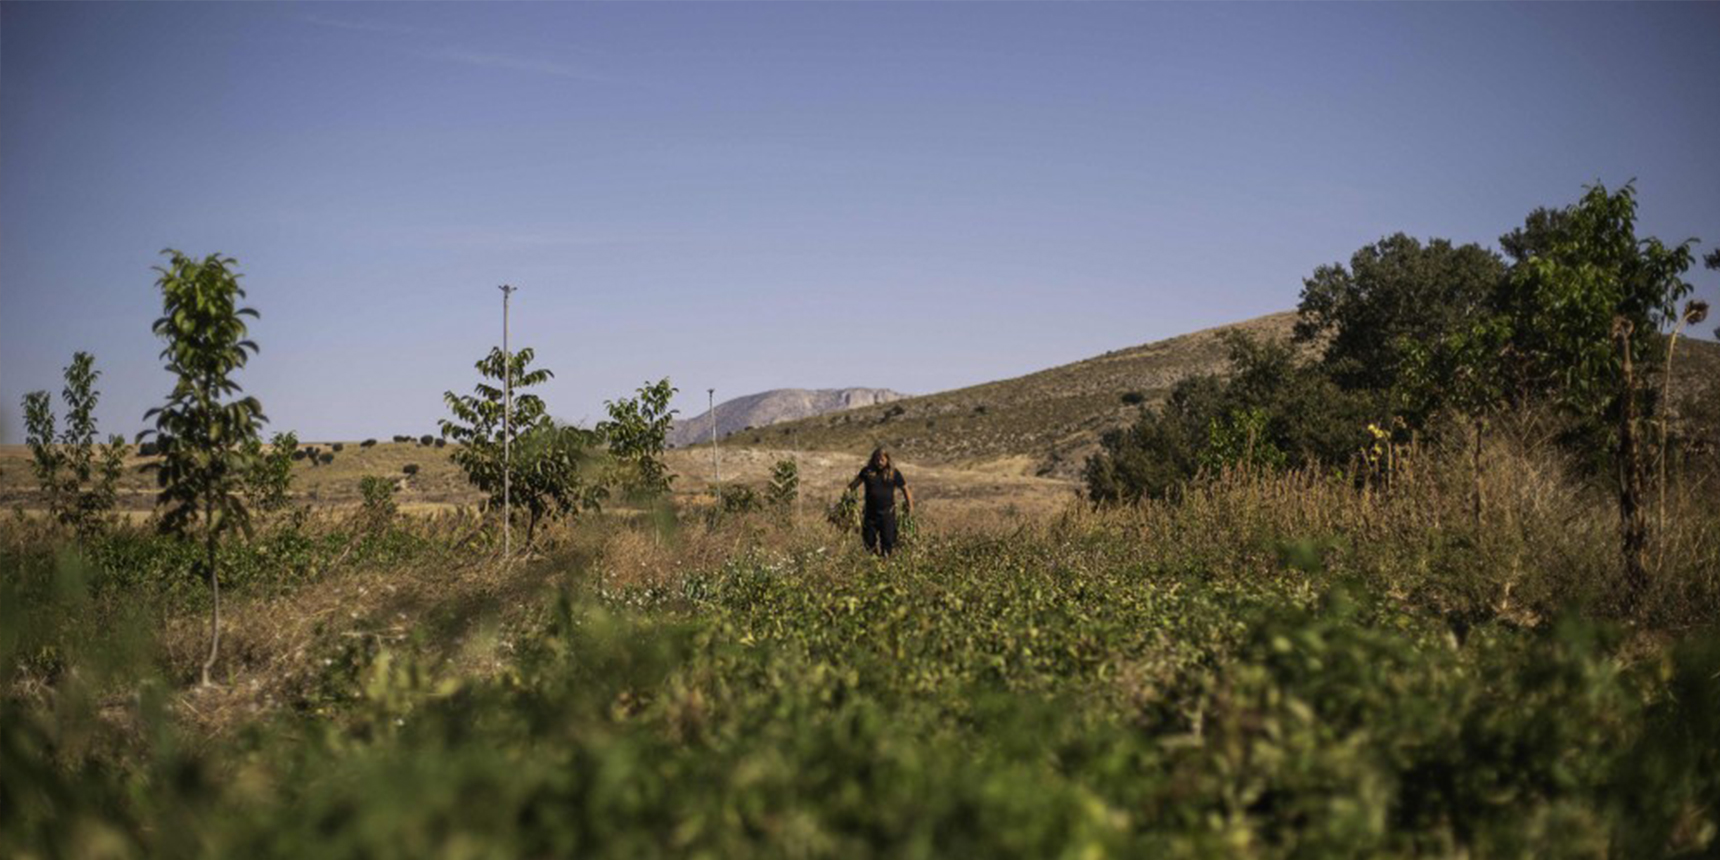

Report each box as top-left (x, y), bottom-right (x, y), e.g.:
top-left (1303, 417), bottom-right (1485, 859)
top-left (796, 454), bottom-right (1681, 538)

top-left (708, 388), bottom-right (719, 489)
top-left (500, 284), bottom-right (516, 562)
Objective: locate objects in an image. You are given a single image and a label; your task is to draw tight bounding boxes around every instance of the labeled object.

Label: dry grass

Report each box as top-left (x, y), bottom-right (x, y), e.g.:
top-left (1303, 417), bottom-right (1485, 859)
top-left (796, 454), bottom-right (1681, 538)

top-left (1102, 428), bottom-right (1720, 630)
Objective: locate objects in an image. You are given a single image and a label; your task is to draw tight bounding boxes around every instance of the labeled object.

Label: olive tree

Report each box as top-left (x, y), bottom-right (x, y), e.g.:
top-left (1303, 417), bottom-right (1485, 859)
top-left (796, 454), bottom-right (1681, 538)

top-left (21, 352), bottom-right (130, 535)
top-left (141, 251), bottom-right (266, 686)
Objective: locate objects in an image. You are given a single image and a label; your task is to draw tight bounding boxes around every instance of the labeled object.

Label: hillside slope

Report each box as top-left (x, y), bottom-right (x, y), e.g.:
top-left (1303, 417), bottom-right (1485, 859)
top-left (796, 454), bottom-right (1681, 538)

top-left (721, 312), bottom-right (1302, 480)
top-left (668, 388), bottom-right (906, 448)
top-left (734, 312), bottom-right (1720, 482)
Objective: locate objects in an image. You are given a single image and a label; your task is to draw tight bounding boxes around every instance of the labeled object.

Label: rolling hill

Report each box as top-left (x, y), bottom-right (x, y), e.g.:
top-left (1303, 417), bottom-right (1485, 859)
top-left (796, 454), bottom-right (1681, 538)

top-left (710, 312), bottom-right (1720, 482)
top-left (713, 311), bottom-right (1303, 480)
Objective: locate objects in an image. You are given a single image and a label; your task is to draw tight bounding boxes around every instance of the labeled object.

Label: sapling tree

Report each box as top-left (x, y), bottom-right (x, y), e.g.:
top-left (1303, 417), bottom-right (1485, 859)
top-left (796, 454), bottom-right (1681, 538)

top-left (141, 251), bottom-right (266, 686)
top-left (1505, 183), bottom-right (1694, 607)
top-left (1401, 314), bottom-right (1515, 528)
top-left (441, 347), bottom-right (606, 543)
top-left (597, 378), bottom-right (678, 501)
top-left (241, 430), bottom-right (298, 512)
top-left (767, 458), bottom-right (800, 509)
top-left (21, 351), bottom-right (130, 535)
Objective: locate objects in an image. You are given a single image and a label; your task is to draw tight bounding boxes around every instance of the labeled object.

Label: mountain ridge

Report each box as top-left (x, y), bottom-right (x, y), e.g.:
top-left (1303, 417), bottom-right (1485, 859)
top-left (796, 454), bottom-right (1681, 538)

top-left (668, 387), bottom-right (907, 448)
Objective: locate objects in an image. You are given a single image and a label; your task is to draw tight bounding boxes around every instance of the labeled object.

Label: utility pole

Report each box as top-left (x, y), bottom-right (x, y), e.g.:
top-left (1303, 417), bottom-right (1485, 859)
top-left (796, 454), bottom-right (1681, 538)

top-left (499, 284), bottom-right (517, 563)
top-left (708, 388), bottom-right (720, 490)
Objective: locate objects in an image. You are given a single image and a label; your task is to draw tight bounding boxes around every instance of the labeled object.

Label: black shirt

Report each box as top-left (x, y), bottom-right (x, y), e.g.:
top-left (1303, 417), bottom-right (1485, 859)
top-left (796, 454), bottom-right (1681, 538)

top-left (855, 467), bottom-right (906, 515)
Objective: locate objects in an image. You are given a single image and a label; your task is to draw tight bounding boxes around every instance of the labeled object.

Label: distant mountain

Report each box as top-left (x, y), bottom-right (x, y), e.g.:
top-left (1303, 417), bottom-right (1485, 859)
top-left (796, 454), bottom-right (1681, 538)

top-left (669, 388), bottom-right (908, 448)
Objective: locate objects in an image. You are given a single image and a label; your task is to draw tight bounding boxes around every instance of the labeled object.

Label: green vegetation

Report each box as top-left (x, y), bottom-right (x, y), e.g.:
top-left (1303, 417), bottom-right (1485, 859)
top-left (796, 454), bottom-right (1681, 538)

top-left (21, 351), bottom-right (130, 535)
top-left (439, 346), bottom-right (607, 542)
top-left (141, 251), bottom-right (268, 686)
top-left (3, 194), bottom-right (1719, 855)
top-left (598, 378), bottom-right (678, 501)
top-left (767, 458), bottom-right (800, 509)
top-left (242, 431), bottom-right (299, 512)
top-left (4, 431), bottom-right (1720, 856)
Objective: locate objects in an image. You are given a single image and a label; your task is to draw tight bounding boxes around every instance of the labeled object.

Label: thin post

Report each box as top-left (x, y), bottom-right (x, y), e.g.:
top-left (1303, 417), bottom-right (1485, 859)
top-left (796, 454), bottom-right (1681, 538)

top-left (708, 388), bottom-right (720, 488)
top-left (500, 284), bottom-right (516, 562)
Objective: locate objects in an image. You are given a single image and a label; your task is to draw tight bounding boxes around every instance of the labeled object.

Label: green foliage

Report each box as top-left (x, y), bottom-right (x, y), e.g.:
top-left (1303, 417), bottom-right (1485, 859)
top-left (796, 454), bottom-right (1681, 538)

top-left (7, 518), bottom-right (1720, 857)
top-left (140, 250), bottom-right (266, 684)
top-left (1501, 182), bottom-right (1694, 429)
top-left (827, 489), bottom-right (860, 532)
top-left (1087, 335), bottom-right (1378, 503)
top-left (767, 458), bottom-right (800, 508)
top-left (1199, 406), bottom-right (1287, 473)
top-left (1295, 233), bottom-right (1506, 391)
top-left (717, 484), bottom-right (761, 515)
top-left (511, 420), bottom-right (610, 539)
top-left (359, 476), bottom-right (396, 526)
top-left (441, 347), bottom-right (606, 540)
top-left (242, 431), bottom-right (298, 512)
top-left (597, 378), bottom-right (678, 501)
top-left (142, 251), bottom-right (266, 539)
top-left (20, 352), bottom-right (130, 535)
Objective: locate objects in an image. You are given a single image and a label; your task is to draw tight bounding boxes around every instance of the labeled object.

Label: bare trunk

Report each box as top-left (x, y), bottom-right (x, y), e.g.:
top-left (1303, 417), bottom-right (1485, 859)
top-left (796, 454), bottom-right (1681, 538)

top-left (1472, 416), bottom-right (1485, 533)
top-left (1614, 320), bottom-right (1649, 612)
top-left (1657, 317), bottom-right (1689, 570)
top-left (201, 501), bottom-right (220, 686)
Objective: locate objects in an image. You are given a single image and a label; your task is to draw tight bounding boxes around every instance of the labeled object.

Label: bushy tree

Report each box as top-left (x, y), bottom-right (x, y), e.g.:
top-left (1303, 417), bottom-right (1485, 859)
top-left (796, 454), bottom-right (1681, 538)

top-left (1296, 233), bottom-right (1505, 391)
top-left (21, 352), bottom-right (130, 534)
top-left (140, 251), bottom-right (266, 685)
top-left (440, 347), bottom-right (605, 542)
top-left (1086, 334), bottom-right (1381, 504)
top-left (597, 378), bottom-right (677, 501)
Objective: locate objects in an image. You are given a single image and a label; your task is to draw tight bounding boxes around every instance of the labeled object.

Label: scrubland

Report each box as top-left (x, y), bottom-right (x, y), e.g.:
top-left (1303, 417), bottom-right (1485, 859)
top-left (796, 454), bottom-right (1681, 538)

top-left (4, 430), bottom-right (1718, 859)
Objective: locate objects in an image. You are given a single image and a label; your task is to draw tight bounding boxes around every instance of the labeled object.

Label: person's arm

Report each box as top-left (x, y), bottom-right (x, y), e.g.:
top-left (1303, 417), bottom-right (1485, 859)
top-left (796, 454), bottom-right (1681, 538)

top-left (847, 470), bottom-right (864, 492)
top-left (901, 484), bottom-right (914, 515)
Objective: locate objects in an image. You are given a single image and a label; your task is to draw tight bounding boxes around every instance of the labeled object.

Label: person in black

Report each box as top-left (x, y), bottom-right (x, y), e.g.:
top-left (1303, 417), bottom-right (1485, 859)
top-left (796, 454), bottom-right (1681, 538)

top-left (848, 447), bottom-right (913, 556)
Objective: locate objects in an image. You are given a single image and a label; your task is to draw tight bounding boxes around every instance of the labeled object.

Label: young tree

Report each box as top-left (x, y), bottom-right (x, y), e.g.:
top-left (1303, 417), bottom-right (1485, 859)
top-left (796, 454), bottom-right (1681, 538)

top-left (21, 352), bottom-right (131, 535)
top-left (241, 430), bottom-right (298, 512)
top-left (767, 458), bottom-right (800, 509)
top-left (141, 251), bottom-right (266, 685)
top-left (597, 378), bottom-right (678, 501)
top-left (440, 347), bottom-right (605, 543)
top-left (1401, 314), bottom-right (1515, 528)
top-left (1505, 183), bottom-right (1695, 608)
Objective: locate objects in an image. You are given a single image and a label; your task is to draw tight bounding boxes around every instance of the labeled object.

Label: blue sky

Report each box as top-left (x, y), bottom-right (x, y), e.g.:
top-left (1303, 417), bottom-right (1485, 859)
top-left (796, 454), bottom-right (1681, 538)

top-left (3, 2), bottom-right (1717, 442)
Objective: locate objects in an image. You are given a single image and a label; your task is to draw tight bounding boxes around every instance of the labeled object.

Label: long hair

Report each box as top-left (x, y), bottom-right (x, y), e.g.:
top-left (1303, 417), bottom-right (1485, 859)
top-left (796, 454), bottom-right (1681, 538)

top-left (867, 446), bottom-right (894, 481)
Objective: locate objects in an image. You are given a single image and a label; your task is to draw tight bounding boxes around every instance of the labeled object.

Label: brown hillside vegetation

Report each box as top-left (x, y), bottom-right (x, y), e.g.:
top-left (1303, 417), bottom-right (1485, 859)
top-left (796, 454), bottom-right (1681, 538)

top-left (722, 313), bottom-right (1720, 481)
top-left (723, 311), bottom-right (1303, 480)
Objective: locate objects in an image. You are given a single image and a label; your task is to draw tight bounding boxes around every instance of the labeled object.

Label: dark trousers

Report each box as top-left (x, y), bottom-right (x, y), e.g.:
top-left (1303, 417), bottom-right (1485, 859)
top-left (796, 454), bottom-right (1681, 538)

top-left (862, 509), bottom-right (898, 556)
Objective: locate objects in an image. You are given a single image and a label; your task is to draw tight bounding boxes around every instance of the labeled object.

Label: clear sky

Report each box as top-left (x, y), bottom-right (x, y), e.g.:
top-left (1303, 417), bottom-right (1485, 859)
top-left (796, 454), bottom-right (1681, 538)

top-left (3, 2), bottom-right (1717, 443)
